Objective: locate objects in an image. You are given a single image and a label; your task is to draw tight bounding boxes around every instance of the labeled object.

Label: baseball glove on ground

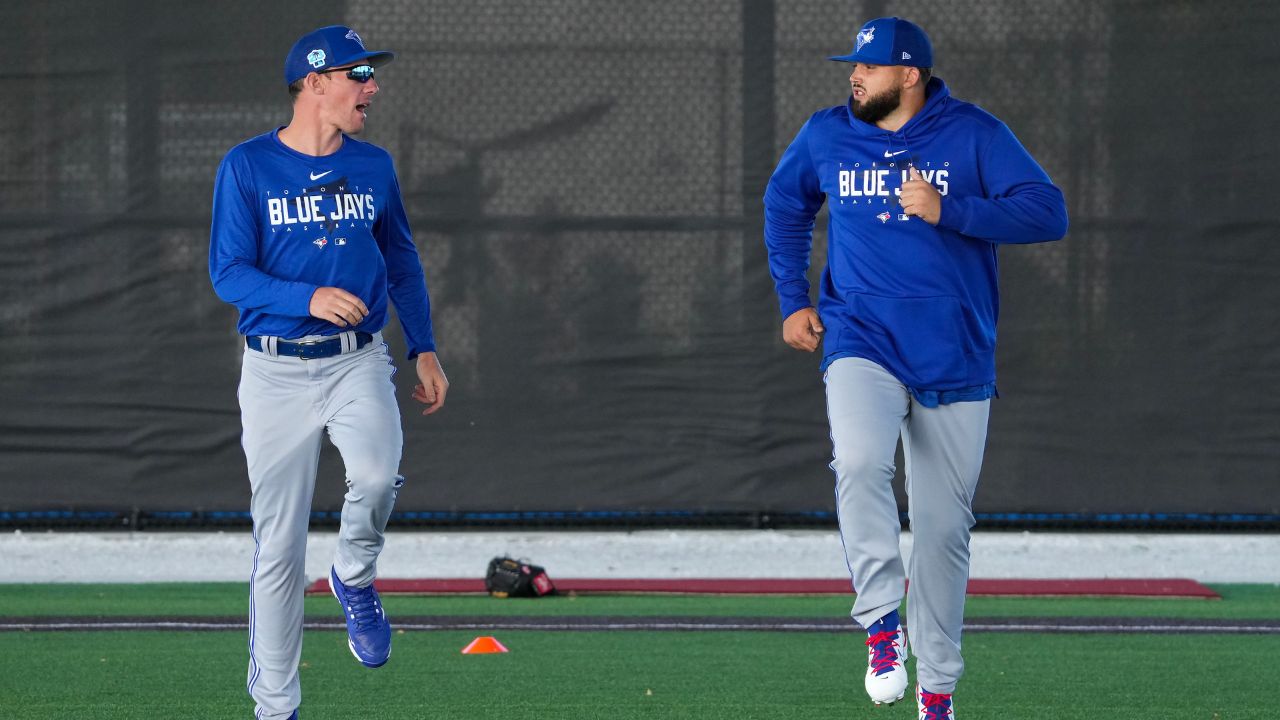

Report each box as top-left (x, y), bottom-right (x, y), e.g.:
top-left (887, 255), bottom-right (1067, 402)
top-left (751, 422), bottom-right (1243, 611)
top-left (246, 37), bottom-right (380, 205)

top-left (485, 556), bottom-right (556, 598)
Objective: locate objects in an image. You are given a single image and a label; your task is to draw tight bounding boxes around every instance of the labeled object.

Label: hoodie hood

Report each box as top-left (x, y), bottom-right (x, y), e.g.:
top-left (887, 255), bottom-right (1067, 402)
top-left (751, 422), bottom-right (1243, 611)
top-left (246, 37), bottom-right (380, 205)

top-left (845, 76), bottom-right (950, 138)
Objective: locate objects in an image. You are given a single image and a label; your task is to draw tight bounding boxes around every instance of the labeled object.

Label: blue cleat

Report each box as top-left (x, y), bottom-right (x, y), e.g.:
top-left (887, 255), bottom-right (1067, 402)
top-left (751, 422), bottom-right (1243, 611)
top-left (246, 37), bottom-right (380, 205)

top-left (329, 566), bottom-right (392, 668)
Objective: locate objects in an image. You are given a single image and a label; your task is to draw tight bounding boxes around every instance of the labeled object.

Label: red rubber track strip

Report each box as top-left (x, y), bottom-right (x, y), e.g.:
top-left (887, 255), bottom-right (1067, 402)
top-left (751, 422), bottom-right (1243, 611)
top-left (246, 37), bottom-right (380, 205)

top-left (305, 577), bottom-right (1219, 598)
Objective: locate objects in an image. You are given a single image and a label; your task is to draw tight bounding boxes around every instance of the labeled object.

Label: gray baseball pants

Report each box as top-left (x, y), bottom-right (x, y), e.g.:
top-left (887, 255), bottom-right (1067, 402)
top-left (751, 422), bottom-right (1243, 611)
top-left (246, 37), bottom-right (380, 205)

top-left (239, 332), bottom-right (404, 719)
top-left (824, 357), bottom-right (990, 694)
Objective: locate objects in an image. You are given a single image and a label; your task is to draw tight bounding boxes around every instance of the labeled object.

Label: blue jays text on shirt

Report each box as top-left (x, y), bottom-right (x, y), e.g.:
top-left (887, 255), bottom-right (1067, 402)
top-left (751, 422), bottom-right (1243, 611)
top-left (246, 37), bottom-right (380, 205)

top-left (833, 161), bottom-right (951, 202)
top-left (263, 182), bottom-right (377, 249)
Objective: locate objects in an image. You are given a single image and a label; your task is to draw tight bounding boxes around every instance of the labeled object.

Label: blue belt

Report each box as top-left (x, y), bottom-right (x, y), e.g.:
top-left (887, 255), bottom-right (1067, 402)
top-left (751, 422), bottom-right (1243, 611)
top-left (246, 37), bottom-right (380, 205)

top-left (247, 332), bottom-right (373, 360)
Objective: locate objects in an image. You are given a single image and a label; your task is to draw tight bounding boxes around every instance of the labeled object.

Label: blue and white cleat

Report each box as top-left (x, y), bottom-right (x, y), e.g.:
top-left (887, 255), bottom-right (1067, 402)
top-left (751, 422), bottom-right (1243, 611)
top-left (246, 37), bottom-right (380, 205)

top-left (917, 685), bottom-right (955, 719)
top-left (864, 610), bottom-right (908, 705)
top-left (329, 566), bottom-right (392, 668)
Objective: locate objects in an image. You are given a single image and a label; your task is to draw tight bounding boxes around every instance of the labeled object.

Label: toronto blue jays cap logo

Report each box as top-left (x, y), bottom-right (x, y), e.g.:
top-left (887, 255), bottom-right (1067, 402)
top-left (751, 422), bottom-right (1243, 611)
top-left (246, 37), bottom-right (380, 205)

top-left (856, 26), bottom-right (875, 52)
top-left (345, 29), bottom-right (365, 47)
top-left (306, 49), bottom-right (326, 68)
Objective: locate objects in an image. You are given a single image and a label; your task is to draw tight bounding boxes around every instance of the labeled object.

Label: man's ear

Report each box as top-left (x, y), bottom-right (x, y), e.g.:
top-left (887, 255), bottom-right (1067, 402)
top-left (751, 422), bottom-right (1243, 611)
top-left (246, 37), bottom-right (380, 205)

top-left (305, 72), bottom-right (325, 95)
top-left (903, 66), bottom-right (921, 90)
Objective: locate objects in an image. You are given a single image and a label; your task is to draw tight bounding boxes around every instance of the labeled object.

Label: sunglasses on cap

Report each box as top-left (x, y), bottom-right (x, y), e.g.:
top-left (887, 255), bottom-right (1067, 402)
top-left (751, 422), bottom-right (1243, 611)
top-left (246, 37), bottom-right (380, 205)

top-left (318, 64), bottom-right (376, 83)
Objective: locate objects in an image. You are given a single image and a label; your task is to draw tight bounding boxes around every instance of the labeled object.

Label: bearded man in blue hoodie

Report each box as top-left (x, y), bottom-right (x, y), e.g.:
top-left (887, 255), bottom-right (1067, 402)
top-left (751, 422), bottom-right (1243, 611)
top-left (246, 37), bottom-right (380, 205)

top-left (763, 17), bottom-right (1068, 720)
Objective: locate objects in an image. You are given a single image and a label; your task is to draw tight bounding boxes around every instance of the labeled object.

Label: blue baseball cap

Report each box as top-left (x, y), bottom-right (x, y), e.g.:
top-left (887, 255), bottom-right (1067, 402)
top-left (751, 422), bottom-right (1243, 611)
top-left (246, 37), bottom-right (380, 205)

top-left (284, 26), bottom-right (394, 86)
top-left (829, 17), bottom-right (933, 68)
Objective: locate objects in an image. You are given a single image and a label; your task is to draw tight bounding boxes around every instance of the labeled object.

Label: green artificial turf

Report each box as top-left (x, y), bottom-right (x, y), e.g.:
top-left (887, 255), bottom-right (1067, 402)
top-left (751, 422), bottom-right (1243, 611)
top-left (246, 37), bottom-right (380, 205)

top-left (1, 582), bottom-right (1277, 620)
top-left (1, 630), bottom-right (1277, 719)
top-left (1, 583), bottom-right (1277, 718)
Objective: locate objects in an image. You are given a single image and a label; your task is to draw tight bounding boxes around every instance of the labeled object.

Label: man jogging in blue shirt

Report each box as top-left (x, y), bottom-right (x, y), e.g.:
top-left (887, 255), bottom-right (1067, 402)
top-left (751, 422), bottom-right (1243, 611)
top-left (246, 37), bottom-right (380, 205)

top-left (209, 25), bottom-right (448, 720)
top-left (763, 17), bottom-right (1067, 719)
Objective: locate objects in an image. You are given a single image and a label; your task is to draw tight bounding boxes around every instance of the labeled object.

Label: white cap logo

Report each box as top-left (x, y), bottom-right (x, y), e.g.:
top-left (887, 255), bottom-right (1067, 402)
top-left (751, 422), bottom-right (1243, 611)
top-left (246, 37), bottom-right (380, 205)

top-left (856, 26), bottom-right (875, 52)
top-left (345, 29), bottom-right (365, 48)
top-left (902, 51), bottom-right (912, 60)
top-left (306, 49), bottom-right (326, 68)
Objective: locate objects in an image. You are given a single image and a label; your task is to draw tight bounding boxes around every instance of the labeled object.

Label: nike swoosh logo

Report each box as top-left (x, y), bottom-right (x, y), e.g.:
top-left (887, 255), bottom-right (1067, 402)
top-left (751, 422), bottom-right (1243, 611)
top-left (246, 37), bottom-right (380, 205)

top-left (309, 170), bottom-right (333, 181)
top-left (883, 150), bottom-right (908, 158)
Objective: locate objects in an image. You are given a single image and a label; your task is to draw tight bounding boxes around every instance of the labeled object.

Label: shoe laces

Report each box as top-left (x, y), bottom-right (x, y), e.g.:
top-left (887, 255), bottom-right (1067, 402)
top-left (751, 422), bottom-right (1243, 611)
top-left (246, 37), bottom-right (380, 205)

top-left (343, 584), bottom-right (383, 631)
top-left (865, 629), bottom-right (902, 676)
top-left (919, 690), bottom-right (953, 719)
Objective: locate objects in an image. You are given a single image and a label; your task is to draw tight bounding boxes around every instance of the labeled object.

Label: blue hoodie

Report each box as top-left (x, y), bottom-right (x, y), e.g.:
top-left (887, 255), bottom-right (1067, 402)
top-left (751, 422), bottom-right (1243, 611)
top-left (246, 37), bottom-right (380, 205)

top-left (764, 77), bottom-right (1067, 406)
top-left (209, 129), bottom-right (435, 358)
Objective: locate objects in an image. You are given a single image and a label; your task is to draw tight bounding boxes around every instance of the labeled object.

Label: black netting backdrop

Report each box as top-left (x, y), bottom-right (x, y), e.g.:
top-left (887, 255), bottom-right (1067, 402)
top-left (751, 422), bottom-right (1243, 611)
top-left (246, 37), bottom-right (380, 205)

top-left (1, 0), bottom-right (1277, 520)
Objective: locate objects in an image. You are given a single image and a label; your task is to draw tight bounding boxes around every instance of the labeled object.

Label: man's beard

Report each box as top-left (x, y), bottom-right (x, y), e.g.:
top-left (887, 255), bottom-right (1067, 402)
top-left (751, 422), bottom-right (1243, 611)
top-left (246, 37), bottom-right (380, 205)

top-left (851, 84), bottom-right (902, 124)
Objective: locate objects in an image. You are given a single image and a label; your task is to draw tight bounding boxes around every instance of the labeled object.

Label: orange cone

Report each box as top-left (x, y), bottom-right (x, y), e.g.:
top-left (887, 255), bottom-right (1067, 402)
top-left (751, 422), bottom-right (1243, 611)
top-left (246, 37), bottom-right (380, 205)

top-left (461, 636), bottom-right (509, 654)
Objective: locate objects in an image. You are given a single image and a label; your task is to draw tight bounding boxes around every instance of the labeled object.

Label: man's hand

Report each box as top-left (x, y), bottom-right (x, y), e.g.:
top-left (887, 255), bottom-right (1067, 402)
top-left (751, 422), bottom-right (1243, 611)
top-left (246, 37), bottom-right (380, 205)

top-left (782, 307), bottom-right (824, 352)
top-left (309, 287), bottom-right (369, 328)
top-left (411, 352), bottom-right (449, 415)
top-left (899, 166), bottom-right (941, 225)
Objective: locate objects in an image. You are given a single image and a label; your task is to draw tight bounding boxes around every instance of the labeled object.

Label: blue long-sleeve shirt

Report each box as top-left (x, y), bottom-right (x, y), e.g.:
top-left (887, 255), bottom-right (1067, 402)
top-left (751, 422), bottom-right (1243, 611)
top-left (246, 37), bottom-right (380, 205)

top-left (209, 129), bottom-right (435, 358)
top-left (764, 77), bottom-right (1067, 405)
